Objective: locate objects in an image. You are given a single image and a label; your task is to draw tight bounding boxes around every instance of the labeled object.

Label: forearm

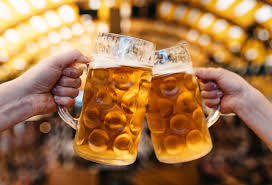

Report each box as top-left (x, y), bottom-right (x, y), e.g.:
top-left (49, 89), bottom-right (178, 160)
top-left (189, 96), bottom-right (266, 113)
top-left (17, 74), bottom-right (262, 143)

top-left (0, 80), bottom-right (34, 131)
top-left (235, 87), bottom-right (272, 150)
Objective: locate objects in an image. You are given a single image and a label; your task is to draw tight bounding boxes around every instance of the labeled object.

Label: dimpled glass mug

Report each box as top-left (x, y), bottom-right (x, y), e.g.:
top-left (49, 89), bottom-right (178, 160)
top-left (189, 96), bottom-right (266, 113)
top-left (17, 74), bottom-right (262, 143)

top-left (146, 42), bottom-right (220, 164)
top-left (58, 33), bottom-right (156, 166)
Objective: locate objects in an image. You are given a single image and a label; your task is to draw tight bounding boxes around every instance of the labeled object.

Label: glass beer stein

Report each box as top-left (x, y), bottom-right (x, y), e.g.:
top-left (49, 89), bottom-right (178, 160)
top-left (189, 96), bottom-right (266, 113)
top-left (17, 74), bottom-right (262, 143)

top-left (58, 33), bottom-right (155, 166)
top-left (146, 42), bottom-right (220, 164)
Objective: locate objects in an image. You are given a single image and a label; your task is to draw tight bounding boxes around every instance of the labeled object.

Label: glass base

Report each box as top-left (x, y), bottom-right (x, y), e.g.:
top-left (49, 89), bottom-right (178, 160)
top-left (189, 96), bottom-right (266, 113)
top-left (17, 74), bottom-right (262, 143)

top-left (74, 146), bottom-right (136, 166)
top-left (156, 145), bottom-right (212, 164)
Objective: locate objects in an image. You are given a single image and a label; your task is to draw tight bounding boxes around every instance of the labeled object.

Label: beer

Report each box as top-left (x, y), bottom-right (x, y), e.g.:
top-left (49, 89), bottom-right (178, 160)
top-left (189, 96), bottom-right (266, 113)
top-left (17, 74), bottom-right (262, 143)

top-left (74, 59), bottom-right (152, 165)
top-left (147, 63), bottom-right (212, 163)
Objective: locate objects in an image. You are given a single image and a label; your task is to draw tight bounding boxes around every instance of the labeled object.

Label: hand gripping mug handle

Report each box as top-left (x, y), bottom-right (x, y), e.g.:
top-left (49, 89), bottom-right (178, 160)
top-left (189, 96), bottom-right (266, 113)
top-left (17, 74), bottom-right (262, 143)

top-left (57, 64), bottom-right (89, 130)
top-left (197, 79), bottom-right (221, 128)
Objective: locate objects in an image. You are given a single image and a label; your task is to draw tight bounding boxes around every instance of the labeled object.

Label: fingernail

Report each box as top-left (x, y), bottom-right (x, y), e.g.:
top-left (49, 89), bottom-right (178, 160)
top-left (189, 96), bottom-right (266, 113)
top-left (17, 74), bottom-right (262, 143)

top-left (54, 96), bottom-right (60, 101)
top-left (217, 91), bottom-right (223, 97)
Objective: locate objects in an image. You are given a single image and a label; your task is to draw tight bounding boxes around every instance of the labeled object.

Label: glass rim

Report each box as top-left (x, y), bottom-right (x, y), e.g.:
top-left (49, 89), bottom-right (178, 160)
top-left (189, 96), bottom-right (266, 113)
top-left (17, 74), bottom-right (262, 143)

top-left (97, 32), bottom-right (156, 47)
top-left (155, 41), bottom-right (189, 53)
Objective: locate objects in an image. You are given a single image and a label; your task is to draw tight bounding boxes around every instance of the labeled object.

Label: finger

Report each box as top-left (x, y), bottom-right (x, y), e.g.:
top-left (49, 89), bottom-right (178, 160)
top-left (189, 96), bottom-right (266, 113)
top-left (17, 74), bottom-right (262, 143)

top-left (200, 81), bottom-right (219, 91)
top-left (58, 76), bottom-right (81, 88)
top-left (201, 90), bottom-right (223, 99)
top-left (54, 96), bottom-right (75, 108)
top-left (204, 98), bottom-right (221, 108)
top-left (47, 49), bottom-right (90, 70)
top-left (63, 67), bottom-right (83, 78)
top-left (52, 86), bottom-right (79, 98)
top-left (196, 67), bottom-right (224, 81)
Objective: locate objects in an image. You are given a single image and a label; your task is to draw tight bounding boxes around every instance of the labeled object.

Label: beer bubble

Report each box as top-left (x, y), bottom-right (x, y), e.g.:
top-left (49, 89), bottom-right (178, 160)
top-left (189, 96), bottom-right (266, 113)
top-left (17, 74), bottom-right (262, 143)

top-left (184, 73), bottom-right (197, 91)
top-left (192, 108), bottom-right (204, 126)
top-left (76, 122), bottom-right (86, 145)
top-left (84, 106), bottom-right (100, 129)
top-left (186, 129), bottom-right (204, 150)
top-left (160, 77), bottom-right (180, 97)
top-left (147, 114), bottom-right (166, 133)
top-left (158, 98), bottom-right (173, 118)
top-left (176, 91), bottom-right (198, 112)
top-left (104, 110), bottom-right (127, 132)
top-left (88, 129), bottom-right (109, 153)
top-left (96, 87), bottom-right (117, 110)
top-left (170, 114), bottom-right (191, 133)
top-left (92, 69), bottom-right (110, 84)
top-left (121, 89), bottom-right (138, 113)
top-left (164, 135), bottom-right (186, 155)
top-left (113, 72), bottom-right (133, 90)
top-left (113, 133), bottom-right (133, 155)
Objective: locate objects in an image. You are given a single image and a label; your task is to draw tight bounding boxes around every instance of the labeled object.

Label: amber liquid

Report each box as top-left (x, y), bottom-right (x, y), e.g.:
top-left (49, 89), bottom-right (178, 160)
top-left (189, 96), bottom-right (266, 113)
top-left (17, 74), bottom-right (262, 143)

top-left (74, 66), bottom-right (152, 165)
top-left (147, 72), bottom-right (212, 163)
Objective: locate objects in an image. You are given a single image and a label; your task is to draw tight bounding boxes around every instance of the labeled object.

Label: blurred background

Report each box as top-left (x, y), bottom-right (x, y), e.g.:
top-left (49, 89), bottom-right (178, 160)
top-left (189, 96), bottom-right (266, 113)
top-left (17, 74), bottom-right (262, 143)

top-left (0, 0), bottom-right (272, 185)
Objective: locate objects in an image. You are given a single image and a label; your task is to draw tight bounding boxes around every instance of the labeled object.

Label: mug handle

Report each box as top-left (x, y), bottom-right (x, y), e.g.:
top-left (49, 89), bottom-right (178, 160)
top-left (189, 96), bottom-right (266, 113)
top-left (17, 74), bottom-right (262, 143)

top-left (57, 64), bottom-right (89, 130)
top-left (58, 106), bottom-right (77, 130)
top-left (206, 106), bottom-right (221, 128)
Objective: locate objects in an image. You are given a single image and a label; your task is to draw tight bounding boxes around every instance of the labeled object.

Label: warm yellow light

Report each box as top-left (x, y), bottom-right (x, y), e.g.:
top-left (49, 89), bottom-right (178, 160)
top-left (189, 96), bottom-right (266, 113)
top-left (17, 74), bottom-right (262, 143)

top-left (60, 27), bottom-right (72, 40)
top-left (228, 26), bottom-right (243, 39)
top-left (49, 32), bottom-right (61, 44)
top-left (186, 9), bottom-right (201, 23)
top-left (97, 23), bottom-right (109, 33)
top-left (255, 5), bottom-right (272, 23)
top-left (216, 0), bottom-right (236, 11)
top-left (173, 5), bottom-right (188, 21)
top-left (26, 42), bottom-right (39, 54)
top-left (8, 0), bottom-right (30, 14)
top-left (159, 2), bottom-right (172, 17)
top-left (45, 11), bottom-right (61, 28)
top-left (38, 36), bottom-right (50, 48)
top-left (245, 48), bottom-right (258, 60)
top-left (213, 19), bottom-right (228, 33)
top-left (120, 2), bottom-right (131, 18)
top-left (234, 0), bottom-right (256, 17)
top-left (13, 58), bottom-right (27, 70)
top-left (198, 13), bottom-right (215, 29)
top-left (0, 50), bottom-right (9, 62)
top-left (198, 34), bottom-right (211, 46)
top-left (4, 29), bottom-right (21, 43)
top-left (105, 0), bottom-right (115, 8)
top-left (89, 0), bottom-right (101, 10)
top-left (0, 2), bottom-right (12, 21)
top-left (72, 23), bottom-right (84, 35)
top-left (58, 5), bottom-right (76, 23)
top-left (29, 0), bottom-right (46, 9)
top-left (30, 16), bottom-right (48, 33)
top-left (0, 37), bottom-right (6, 48)
top-left (187, 30), bottom-right (199, 42)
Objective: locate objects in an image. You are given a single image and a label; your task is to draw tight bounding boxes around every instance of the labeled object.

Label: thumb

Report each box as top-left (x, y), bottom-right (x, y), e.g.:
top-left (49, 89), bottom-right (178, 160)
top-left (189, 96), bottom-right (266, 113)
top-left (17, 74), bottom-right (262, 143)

top-left (195, 67), bottom-right (224, 81)
top-left (46, 49), bottom-right (90, 71)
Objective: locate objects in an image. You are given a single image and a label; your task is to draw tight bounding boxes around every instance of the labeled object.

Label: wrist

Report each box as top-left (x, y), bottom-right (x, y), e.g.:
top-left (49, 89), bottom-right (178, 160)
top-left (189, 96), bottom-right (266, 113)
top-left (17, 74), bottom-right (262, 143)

top-left (233, 85), bottom-right (261, 116)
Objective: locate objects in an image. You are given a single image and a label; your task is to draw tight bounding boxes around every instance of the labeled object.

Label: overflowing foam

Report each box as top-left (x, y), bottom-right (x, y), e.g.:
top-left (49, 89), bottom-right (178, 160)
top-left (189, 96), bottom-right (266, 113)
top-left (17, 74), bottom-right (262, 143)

top-left (152, 62), bottom-right (194, 76)
top-left (89, 55), bottom-right (151, 69)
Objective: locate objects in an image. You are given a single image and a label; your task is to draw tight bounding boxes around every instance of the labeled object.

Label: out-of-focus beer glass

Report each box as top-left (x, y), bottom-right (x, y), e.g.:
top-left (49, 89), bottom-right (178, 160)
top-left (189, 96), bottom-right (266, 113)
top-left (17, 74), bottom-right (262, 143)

top-left (58, 33), bottom-right (155, 166)
top-left (146, 42), bottom-right (220, 164)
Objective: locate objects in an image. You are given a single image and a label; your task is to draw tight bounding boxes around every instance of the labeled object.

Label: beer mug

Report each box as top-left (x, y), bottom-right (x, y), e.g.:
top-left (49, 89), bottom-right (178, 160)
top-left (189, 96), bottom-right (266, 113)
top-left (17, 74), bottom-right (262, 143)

top-left (146, 42), bottom-right (220, 164)
top-left (58, 33), bottom-right (156, 166)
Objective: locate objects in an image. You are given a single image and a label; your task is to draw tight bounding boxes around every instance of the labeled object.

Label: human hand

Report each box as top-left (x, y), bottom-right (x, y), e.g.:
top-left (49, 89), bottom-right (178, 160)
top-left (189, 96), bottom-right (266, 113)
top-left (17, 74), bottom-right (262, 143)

top-left (17, 49), bottom-right (90, 116)
top-left (196, 68), bottom-right (254, 114)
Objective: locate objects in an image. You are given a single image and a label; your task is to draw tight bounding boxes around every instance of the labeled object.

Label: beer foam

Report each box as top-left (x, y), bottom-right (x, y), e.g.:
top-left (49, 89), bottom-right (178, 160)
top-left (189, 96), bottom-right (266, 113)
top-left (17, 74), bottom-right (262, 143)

top-left (90, 55), bottom-right (151, 69)
top-left (152, 62), bottom-right (194, 76)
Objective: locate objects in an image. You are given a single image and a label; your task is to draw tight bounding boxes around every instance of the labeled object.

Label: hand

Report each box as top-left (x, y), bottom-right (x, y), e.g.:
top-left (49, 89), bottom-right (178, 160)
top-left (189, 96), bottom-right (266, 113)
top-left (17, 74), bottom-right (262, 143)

top-left (196, 68), bottom-right (254, 114)
top-left (17, 49), bottom-right (90, 115)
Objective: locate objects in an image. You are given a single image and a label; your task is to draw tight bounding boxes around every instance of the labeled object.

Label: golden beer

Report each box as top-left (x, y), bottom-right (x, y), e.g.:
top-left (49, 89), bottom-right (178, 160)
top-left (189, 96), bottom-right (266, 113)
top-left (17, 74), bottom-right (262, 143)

top-left (147, 65), bottom-right (213, 163)
top-left (74, 65), bottom-right (152, 165)
top-left (146, 42), bottom-right (220, 164)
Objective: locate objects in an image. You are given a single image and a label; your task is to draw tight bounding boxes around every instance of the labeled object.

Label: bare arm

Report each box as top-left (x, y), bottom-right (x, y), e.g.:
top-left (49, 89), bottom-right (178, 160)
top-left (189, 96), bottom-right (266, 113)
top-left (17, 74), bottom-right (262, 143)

top-left (0, 50), bottom-right (89, 132)
top-left (236, 87), bottom-right (272, 150)
top-left (196, 68), bottom-right (272, 151)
